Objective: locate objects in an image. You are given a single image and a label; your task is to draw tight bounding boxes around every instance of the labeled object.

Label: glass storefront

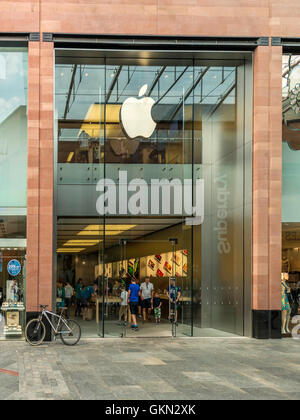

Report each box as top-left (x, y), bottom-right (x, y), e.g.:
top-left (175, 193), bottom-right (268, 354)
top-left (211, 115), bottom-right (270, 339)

top-left (55, 50), bottom-right (252, 338)
top-left (282, 54), bottom-right (300, 337)
top-left (0, 47), bottom-right (28, 339)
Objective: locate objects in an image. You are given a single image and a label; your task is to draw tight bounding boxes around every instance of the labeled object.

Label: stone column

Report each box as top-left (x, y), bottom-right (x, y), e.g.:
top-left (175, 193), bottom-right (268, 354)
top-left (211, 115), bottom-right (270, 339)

top-left (252, 44), bottom-right (282, 338)
top-left (26, 40), bottom-right (54, 324)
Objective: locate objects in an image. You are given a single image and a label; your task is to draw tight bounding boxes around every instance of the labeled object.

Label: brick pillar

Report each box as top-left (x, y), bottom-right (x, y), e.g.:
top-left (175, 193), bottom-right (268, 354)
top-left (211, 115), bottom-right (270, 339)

top-left (26, 41), bottom-right (54, 319)
top-left (38, 42), bottom-right (54, 310)
top-left (252, 45), bottom-right (282, 338)
top-left (26, 41), bottom-right (40, 313)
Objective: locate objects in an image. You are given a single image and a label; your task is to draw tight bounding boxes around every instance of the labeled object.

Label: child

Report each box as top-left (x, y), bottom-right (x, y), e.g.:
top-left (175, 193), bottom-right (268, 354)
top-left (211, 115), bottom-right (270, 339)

top-left (128, 278), bottom-right (140, 331)
top-left (152, 292), bottom-right (162, 324)
top-left (119, 286), bottom-right (128, 325)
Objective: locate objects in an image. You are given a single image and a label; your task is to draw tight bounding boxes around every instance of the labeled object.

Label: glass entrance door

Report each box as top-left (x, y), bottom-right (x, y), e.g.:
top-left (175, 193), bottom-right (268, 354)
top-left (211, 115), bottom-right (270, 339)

top-left (98, 218), bottom-right (193, 338)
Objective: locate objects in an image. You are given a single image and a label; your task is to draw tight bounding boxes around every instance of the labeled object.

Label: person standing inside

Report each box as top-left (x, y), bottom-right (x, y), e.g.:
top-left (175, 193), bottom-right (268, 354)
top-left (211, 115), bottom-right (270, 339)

top-left (75, 278), bottom-right (83, 317)
top-left (80, 284), bottom-right (91, 321)
top-left (56, 281), bottom-right (65, 312)
top-left (153, 291), bottom-right (162, 324)
top-left (166, 278), bottom-right (181, 325)
top-left (64, 281), bottom-right (74, 318)
top-left (118, 286), bottom-right (128, 325)
top-left (140, 276), bottom-right (154, 322)
top-left (128, 278), bottom-right (140, 331)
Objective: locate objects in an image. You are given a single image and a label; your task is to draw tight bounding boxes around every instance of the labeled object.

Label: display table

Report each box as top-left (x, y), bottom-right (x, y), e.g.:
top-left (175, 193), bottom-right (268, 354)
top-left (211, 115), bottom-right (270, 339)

top-left (1, 302), bottom-right (25, 336)
top-left (159, 294), bottom-right (192, 324)
top-left (95, 294), bottom-right (192, 324)
top-left (96, 296), bottom-right (122, 324)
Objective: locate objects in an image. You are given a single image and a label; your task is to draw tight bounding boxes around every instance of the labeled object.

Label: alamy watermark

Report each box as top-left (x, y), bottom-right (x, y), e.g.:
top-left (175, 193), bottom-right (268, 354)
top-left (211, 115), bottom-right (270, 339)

top-left (96, 170), bottom-right (204, 225)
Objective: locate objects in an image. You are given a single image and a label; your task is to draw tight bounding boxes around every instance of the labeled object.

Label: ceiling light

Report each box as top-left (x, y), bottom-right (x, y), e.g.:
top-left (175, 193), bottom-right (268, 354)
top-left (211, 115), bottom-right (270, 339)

top-left (63, 239), bottom-right (101, 246)
top-left (85, 73), bottom-right (88, 77)
top-left (57, 248), bottom-right (85, 253)
top-left (77, 224), bottom-right (136, 236)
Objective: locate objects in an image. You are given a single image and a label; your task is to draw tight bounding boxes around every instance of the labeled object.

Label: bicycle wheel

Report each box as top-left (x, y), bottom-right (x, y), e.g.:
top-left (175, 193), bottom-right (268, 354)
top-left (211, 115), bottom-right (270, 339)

top-left (59, 319), bottom-right (81, 346)
top-left (25, 319), bottom-right (46, 346)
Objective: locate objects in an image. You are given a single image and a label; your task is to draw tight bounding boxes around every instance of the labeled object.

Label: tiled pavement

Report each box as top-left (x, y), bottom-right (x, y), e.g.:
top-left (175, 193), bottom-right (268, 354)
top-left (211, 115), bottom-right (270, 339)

top-left (0, 337), bottom-right (299, 400)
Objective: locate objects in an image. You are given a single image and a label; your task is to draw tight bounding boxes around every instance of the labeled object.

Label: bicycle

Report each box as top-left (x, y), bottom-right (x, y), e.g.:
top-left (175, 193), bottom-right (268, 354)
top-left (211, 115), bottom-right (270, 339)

top-left (25, 305), bottom-right (81, 346)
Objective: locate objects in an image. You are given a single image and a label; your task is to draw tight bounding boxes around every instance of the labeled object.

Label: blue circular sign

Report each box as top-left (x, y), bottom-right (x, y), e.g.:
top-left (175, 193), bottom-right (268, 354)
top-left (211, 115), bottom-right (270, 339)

top-left (7, 259), bottom-right (21, 276)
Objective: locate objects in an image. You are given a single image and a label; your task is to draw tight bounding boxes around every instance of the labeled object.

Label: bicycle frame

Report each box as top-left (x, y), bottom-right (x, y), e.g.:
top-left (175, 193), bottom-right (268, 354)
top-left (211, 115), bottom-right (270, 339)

top-left (39, 309), bottom-right (72, 335)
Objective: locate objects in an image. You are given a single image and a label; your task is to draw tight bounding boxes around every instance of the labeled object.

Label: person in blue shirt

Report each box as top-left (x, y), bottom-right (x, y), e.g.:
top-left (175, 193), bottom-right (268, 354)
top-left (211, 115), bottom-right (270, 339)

top-left (80, 284), bottom-right (94, 321)
top-left (128, 278), bottom-right (140, 331)
top-left (75, 278), bottom-right (83, 317)
top-left (56, 281), bottom-right (65, 311)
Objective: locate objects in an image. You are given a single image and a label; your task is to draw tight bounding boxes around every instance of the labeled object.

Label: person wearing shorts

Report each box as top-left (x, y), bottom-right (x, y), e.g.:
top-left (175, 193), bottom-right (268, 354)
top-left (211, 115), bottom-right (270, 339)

top-left (140, 277), bottom-right (154, 321)
top-left (153, 292), bottom-right (162, 324)
top-left (166, 279), bottom-right (181, 325)
top-left (118, 287), bottom-right (128, 325)
top-left (128, 279), bottom-right (140, 331)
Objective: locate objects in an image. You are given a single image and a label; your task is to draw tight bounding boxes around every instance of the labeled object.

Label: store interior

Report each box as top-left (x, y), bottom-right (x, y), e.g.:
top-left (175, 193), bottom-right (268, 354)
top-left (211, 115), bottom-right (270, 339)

top-left (56, 217), bottom-right (237, 338)
top-left (281, 223), bottom-right (300, 336)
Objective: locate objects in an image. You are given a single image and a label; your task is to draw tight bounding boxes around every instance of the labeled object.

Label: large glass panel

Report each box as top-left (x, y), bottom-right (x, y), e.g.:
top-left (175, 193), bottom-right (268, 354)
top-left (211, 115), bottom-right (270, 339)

top-left (0, 48), bottom-right (27, 340)
top-left (55, 52), bottom-right (250, 338)
top-left (193, 63), bottom-right (245, 336)
top-left (0, 48), bottom-right (27, 207)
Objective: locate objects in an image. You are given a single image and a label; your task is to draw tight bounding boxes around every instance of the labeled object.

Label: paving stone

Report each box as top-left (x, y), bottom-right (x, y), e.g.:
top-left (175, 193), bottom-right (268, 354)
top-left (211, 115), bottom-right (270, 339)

top-left (0, 338), bottom-right (299, 400)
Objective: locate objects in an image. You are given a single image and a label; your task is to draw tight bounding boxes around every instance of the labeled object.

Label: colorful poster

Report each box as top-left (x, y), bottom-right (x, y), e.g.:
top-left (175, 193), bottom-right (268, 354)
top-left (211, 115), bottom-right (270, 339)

top-left (145, 250), bottom-right (188, 277)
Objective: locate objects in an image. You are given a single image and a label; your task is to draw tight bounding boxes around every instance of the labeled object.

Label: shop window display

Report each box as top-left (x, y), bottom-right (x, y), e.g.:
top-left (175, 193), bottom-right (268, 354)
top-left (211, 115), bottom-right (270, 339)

top-left (0, 250), bottom-right (26, 338)
top-left (282, 54), bottom-right (300, 337)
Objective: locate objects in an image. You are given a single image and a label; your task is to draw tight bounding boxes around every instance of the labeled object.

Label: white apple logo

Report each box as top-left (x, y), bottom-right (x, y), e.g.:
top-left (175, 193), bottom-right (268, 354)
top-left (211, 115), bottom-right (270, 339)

top-left (120, 84), bottom-right (156, 139)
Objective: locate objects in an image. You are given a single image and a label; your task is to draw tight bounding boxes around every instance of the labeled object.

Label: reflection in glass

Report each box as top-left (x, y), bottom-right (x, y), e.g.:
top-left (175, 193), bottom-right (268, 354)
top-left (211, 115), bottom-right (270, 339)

top-left (0, 49), bottom-right (27, 207)
top-left (55, 54), bottom-right (248, 338)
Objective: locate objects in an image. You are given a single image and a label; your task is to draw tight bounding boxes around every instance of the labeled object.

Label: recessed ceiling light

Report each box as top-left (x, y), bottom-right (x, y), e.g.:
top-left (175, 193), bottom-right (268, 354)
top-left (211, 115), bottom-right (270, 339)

top-left (57, 248), bottom-right (85, 253)
top-left (77, 224), bottom-right (136, 236)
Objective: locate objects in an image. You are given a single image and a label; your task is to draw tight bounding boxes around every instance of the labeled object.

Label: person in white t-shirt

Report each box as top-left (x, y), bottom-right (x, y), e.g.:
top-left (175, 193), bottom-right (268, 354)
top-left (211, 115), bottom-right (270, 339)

top-left (140, 277), bottom-right (154, 321)
top-left (118, 286), bottom-right (128, 325)
top-left (64, 281), bottom-right (74, 318)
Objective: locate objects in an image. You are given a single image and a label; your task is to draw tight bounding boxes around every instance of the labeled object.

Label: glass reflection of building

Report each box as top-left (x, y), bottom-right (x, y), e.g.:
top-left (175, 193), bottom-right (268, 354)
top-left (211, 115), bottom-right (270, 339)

top-left (0, 48), bottom-right (28, 339)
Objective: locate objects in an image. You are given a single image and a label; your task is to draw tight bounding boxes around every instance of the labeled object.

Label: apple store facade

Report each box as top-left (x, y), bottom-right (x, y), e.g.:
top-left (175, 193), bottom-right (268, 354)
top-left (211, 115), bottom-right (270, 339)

top-left (53, 46), bottom-right (253, 339)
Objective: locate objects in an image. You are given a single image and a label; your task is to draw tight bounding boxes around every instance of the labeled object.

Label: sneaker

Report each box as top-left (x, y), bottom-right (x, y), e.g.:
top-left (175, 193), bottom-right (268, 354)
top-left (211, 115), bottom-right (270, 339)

top-left (134, 326), bottom-right (139, 331)
top-left (131, 324), bottom-right (135, 330)
top-left (138, 314), bottom-right (142, 319)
